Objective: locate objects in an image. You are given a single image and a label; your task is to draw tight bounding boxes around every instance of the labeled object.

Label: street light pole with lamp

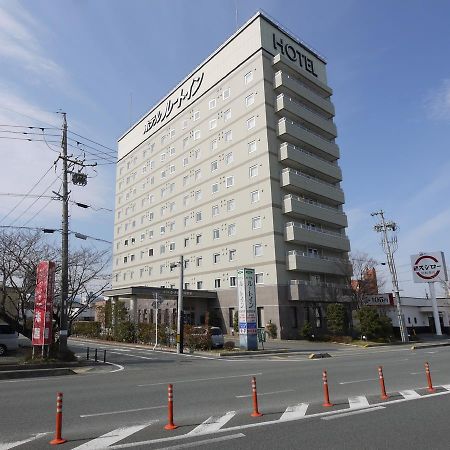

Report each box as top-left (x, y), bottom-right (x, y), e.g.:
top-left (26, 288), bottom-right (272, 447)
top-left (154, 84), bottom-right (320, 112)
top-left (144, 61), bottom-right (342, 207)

top-left (371, 210), bottom-right (409, 343)
top-left (170, 255), bottom-right (184, 354)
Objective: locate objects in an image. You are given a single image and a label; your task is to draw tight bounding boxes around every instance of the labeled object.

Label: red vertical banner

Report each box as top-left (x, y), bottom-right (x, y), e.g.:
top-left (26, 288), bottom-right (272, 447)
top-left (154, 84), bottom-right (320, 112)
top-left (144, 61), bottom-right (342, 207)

top-left (32, 261), bottom-right (56, 346)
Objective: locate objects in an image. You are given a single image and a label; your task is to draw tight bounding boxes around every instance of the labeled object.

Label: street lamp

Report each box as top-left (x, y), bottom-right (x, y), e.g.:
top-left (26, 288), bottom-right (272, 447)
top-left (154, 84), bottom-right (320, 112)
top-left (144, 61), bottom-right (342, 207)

top-left (170, 255), bottom-right (184, 354)
top-left (371, 210), bottom-right (409, 343)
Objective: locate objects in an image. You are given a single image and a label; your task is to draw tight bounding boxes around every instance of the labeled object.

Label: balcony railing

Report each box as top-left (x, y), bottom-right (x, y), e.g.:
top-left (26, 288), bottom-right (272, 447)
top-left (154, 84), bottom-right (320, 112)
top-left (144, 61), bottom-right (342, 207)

top-left (284, 194), bottom-right (342, 213)
top-left (281, 142), bottom-right (338, 167)
top-left (288, 250), bottom-right (347, 264)
top-left (286, 221), bottom-right (346, 238)
top-left (277, 93), bottom-right (331, 121)
top-left (278, 117), bottom-right (335, 145)
top-left (282, 167), bottom-right (342, 191)
top-left (275, 70), bottom-right (329, 99)
top-left (289, 279), bottom-right (350, 290)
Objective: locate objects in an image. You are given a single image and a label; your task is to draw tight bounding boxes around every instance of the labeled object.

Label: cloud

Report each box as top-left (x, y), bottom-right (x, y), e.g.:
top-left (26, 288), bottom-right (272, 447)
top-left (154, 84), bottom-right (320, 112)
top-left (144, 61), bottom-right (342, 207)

top-left (424, 78), bottom-right (450, 121)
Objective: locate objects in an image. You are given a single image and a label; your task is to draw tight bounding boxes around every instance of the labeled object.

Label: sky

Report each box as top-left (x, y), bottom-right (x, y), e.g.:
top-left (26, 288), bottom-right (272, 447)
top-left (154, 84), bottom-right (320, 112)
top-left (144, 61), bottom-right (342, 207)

top-left (0, 0), bottom-right (449, 298)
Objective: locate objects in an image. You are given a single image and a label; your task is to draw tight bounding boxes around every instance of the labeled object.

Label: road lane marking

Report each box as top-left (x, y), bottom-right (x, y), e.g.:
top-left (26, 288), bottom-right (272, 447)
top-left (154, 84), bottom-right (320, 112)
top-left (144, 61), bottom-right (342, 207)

top-left (339, 378), bottom-right (377, 385)
top-left (441, 385), bottom-right (450, 391)
top-left (138, 372), bottom-right (263, 387)
top-left (348, 396), bottom-right (370, 409)
top-left (279, 403), bottom-right (309, 421)
top-left (150, 433), bottom-right (245, 450)
top-left (410, 370), bottom-right (440, 375)
top-left (322, 406), bottom-right (385, 420)
top-left (108, 351), bottom-right (155, 360)
top-left (399, 390), bottom-right (420, 399)
top-left (103, 361), bottom-right (125, 372)
top-left (72, 421), bottom-right (157, 449)
top-left (80, 406), bottom-right (165, 418)
top-left (235, 389), bottom-right (294, 398)
top-left (187, 411), bottom-right (236, 436)
top-left (0, 432), bottom-right (49, 450)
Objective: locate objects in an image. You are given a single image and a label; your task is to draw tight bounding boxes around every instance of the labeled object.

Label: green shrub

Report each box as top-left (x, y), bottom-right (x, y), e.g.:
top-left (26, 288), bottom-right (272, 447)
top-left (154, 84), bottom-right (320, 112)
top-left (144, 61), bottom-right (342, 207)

top-left (233, 311), bottom-right (239, 334)
top-left (266, 322), bottom-right (277, 339)
top-left (114, 321), bottom-right (136, 343)
top-left (71, 321), bottom-right (101, 338)
top-left (300, 321), bottom-right (313, 340)
top-left (137, 323), bottom-right (155, 344)
top-left (184, 325), bottom-right (212, 351)
top-left (357, 307), bottom-right (393, 339)
top-left (326, 303), bottom-right (347, 336)
top-left (224, 341), bottom-right (235, 350)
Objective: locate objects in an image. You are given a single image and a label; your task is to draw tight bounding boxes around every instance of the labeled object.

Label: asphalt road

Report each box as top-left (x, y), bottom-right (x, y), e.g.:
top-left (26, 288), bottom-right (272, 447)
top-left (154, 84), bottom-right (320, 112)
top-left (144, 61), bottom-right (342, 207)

top-left (1, 339), bottom-right (450, 449)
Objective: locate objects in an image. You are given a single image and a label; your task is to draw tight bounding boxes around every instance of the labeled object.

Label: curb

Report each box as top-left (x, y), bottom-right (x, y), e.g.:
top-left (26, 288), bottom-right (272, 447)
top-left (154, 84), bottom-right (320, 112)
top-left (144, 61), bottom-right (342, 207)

top-left (0, 367), bottom-right (76, 380)
top-left (410, 342), bottom-right (450, 350)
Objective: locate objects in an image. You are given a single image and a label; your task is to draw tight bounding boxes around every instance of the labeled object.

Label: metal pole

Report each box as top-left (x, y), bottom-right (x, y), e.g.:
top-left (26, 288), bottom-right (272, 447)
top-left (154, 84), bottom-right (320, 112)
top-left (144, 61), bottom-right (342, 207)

top-left (428, 282), bottom-right (442, 335)
top-left (154, 294), bottom-right (159, 350)
top-left (60, 112), bottom-right (69, 353)
top-left (176, 255), bottom-right (184, 354)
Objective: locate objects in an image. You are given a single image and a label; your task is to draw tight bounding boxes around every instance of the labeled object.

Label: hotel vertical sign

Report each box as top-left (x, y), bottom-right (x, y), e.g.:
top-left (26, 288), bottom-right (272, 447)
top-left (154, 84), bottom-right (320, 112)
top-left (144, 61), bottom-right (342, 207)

top-left (237, 268), bottom-right (258, 350)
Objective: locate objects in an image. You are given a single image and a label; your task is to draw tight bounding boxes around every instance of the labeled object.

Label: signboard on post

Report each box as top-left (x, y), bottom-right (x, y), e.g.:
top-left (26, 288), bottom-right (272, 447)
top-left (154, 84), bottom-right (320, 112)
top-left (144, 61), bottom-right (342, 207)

top-left (410, 252), bottom-right (448, 283)
top-left (237, 268), bottom-right (258, 350)
top-left (362, 293), bottom-right (394, 306)
top-left (32, 261), bottom-right (56, 350)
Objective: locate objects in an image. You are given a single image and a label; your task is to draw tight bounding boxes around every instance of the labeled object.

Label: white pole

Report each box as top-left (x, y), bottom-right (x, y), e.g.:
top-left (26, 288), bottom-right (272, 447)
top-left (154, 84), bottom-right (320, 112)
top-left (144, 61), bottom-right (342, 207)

top-left (153, 300), bottom-right (158, 350)
top-left (428, 282), bottom-right (442, 335)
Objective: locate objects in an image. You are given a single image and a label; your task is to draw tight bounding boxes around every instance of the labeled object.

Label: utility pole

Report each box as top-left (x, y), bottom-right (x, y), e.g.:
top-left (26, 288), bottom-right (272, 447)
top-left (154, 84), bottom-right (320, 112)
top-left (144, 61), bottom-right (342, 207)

top-left (171, 256), bottom-right (184, 354)
top-left (371, 210), bottom-right (409, 343)
top-left (59, 112), bottom-right (69, 352)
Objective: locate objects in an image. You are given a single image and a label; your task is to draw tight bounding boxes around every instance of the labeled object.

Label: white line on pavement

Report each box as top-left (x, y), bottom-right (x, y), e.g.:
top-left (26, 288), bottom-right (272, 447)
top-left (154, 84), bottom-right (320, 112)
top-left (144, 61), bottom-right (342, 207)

top-left (348, 396), bottom-right (370, 409)
top-left (80, 406), bottom-right (165, 418)
top-left (157, 433), bottom-right (245, 450)
top-left (103, 361), bottom-right (125, 372)
top-left (339, 378), bottom-right (377, 385)
top-left (441, 385), bottom-right (450, 391)
top-left (108, 351), bottom-right (155, 360)
top-left (0, 432), bottom-right (49, 450)
top-left (187, 411), bottom-right (236, 436)
top-left (410, 370), bottom-right (440, 375)
top-left (72, 421), bottom-right (157, 450)
top-left (235, 389), bottom-right (294, 398)
top-left (322, 406), bottom-right (385, 420)
top-left (137, 372), bottom-right (263, 387)
top-left (279, 403), bottom-right (309, 421)
top-left (399, 390), bottom-right (421, 399)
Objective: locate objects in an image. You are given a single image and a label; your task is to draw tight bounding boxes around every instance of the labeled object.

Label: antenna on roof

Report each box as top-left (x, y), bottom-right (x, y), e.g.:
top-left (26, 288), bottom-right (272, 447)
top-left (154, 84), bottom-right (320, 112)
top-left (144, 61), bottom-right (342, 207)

top-left (234, 0), bottom-right (238, 30)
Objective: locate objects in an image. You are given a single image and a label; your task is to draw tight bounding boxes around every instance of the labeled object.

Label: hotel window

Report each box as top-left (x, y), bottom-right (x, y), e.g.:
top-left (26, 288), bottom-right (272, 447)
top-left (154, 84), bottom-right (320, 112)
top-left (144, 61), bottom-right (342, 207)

top-left (229, 249), bottom-right (236, 261)
top-left (160, 265), bottom-right (164, 275)
top-left (227, 199), bottom-right (236, 211)
top-left (255, 273), bottom-right (264, 284)
top-left (225, 152), bottom-right (233, 165)
top-left (224, 109), bottom-right (231, 121)
top-left (169, 146), bottom-right (175, 156)
top-left (228, 223), bottom-right (236, 236)
top-left (160, 225), bottom-right (166, 235)
top-left (247, 116), bottom-right (256, 130)
top-left (161, 135), bottom-right (166, 145)
top-left (183, 195), bottom-right (189, 206)
top-left (184, 237), bottom-right (189, 247)
top-left (196, 211), bottom-right (202, 222)
top-left (209, 118), bottom-right (217, 130)
top-left (194, 234), bottom-right (201, 244)
top-left (169, 242), bottom-right (175, 251)
top-left (169, 202), bottom-right (175, 212)
top-left (183, 137), bottom-right (189, 149)
top-left (149, 194), bottom-right (154, 203)
top-left (210, 139), bottom-right (218, 151)
top-left (193, 110), bottom-right (200, 121)
top-left (195, 169), bottom-right (201, 181)
top-left (253, 244), bottom-right (263, 257)
top-left (194, 148), bottom-right (201, 159)
top-left (148, 229), bottom-right (154, 239)
top-left (193, 129), bottom-right (201, 140)
top-left (209, 98), bottom-right (217, 109)
top-left (251, 190), bottom-right (260, 203)
top-left (160, 245), bottom-right (165, 254)
top-left (184, 282), bottom-right (190, 290)
top-left (183, 175), bottom-right (189, 186)
top-left (182, 119), bottom-right (188, 129)
top-left (123, 256), bottom-right (128, 263)
top-left (252, 216), bottom-right (261, 230)
top-left (196, 256), bottom-right (203, 266)
top-left (170, 129), bottom-right (175, 138)
top-left (226, 176), bottom-right (234, 188)
top-left (197, 281), bottom-right (203, 289)
top-left (183, 156), bottom-right (189, 167)
top-left (169, 221), bottom-right (175, 231)
top-left (213, 228), bottom-right (220, 239)
top-left (249, 165), bottom-right (258, 178)
top-left (212, 183), bottom-right (219, 194)
top-left (161, 170), bottom-right (166, 180)
top-left (245, 94), bottom-right (255, 107)
top-left (130, 254), bottom-right (135, 262)
top-left (212, 205), bottom-right (219, 216)
top-left (140, 233), bottom-right (145, 242)
top-left (229, 276), bottom-right (236, 287)
top-left (248, 140), bottom-right (257, 154)
top-left (214, 279), bottom-right (221, 289)
top-left (184, 216), bottom-right (189, 227)
top-left (160, 153), bottom-right (166, 162)
top-left (211, 160), bottom-right (218, 172)
top-left (224, 130), bottom-right (232, 142)
top-left (169, 165), bottom-right (175, 174)
top-left (213, 253), bottom-right (220, 264)
top-left (244, 71), bottom-right (253, 84)
top-left (222, 88), bottom-right (230, 100)
top-left (195, 190), bottom-right (202, 201)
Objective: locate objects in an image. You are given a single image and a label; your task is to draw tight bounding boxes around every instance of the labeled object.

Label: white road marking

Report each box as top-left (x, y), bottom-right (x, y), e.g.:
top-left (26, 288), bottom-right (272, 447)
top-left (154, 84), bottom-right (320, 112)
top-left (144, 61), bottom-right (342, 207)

top-left (410, 370), bottom-right (439, 375)
top-left (348, 395), bottom-right (370, 409)
top-left (427, 351), bottom-right (436, 354)
top-left (138, 372), bottom-right (262, 387)
top-left (279, 403), bottom-right (309, 421)
top-left (110, 348), bottom-right (131, 352)
top-left (399, 390), bottom-right (420, 399)
top-left (322, 406), bottom-right (385, 420)
top-left (103, 361), bottom-right (125, 372)
top-left (108, 351), bottom-right (155, 360)
top-left (187, 411), bottom-right (236, 436)
top-left (339, 378), bottom-right (377, 385)
top-left (150, 433), bottom-right (245, 450)
top-left (110, 388), bottom-right (450, 449)
top-left (235, 389), bottom-right (294, 398)
top-left (72, 422), bottom-right (156, 449)
top-left (0, 432), bottom-right (49, 450)
top-left (80, 406), bottom-right (165, 418)
top-left (441, 384), bottom-right (450, 391)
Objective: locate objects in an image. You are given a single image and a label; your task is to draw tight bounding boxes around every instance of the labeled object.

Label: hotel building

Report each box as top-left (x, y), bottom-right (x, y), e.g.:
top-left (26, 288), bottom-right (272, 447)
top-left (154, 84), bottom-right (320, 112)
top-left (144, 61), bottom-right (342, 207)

top-left (108, 12), bottom-right (351, 339)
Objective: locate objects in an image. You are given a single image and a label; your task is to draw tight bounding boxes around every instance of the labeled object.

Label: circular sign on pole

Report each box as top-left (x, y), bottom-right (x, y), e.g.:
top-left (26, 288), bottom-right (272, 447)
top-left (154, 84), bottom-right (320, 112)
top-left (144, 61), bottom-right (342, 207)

top-left (410, 252), bottom-right (448, 283)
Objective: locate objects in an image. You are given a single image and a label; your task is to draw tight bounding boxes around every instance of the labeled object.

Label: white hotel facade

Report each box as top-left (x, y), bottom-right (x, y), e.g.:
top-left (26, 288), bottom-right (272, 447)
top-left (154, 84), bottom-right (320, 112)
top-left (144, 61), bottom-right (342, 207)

top-left (109, 12), bottom-right (351, 339)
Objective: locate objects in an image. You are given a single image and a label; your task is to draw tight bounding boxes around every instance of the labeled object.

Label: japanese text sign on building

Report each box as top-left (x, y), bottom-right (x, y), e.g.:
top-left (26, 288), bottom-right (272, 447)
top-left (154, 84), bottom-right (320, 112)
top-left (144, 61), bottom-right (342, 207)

top-left (237, 268), bottom-right (258, 350)
top-left (32, 261), bottom-right (56, 346)
top-left (410, 252), bottom-right (448, 283)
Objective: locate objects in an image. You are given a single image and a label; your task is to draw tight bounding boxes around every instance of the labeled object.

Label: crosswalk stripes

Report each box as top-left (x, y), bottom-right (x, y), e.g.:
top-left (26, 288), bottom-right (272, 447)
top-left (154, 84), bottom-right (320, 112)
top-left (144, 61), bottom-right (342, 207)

top-left (279, 403), bottom-right (309, 421)
top-left (187, 411), bottom-right (236, 435)
top-left (348, 396), bottom-right (370, 409)
top-left (441, 385), bottom-right (450, 391)
top-left (71, 422), bottom-right (157, 450)
top-left (399, 390), bottom-right (421, 399)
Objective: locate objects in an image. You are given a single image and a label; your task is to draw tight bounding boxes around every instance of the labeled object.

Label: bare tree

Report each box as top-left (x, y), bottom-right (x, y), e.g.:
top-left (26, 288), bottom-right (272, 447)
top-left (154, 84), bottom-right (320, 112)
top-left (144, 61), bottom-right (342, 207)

top-left (350, 251), bottom-right (382, 308)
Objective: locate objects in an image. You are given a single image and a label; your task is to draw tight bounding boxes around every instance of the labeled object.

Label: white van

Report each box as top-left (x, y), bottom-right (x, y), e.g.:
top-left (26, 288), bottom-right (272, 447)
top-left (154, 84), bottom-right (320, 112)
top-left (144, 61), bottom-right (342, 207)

top-left (0, 324), bottom-right (19, 356)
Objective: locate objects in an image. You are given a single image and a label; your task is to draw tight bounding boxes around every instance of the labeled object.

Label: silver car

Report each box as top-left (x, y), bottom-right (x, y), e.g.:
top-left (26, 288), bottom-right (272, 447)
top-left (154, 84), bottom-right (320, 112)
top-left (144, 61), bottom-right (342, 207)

top-left (192, 326), bottom-right (224, 349)
top-left (0, 324), bottom-right (19, 356)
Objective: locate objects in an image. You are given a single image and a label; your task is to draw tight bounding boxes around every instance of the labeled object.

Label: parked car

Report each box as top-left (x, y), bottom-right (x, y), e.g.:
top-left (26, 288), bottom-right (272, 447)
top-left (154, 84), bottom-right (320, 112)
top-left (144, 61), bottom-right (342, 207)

top-left (191, 326), bottom-right (224, 349)
top-left (0, 324), bottom-right (19, 356)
